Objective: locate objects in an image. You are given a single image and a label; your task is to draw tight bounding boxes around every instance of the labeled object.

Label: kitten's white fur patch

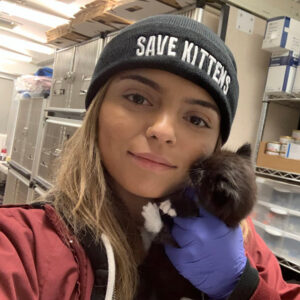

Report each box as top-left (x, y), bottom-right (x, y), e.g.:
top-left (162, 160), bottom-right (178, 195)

top-left (159, 199), bottom-right (177, 217)
top-left (140, 201), bottom-right (177, 251)
top-left (140, 227), bottom-right (156, 251)
top-left (142, 202), bottom-right (163, 234)
top-left (141, 202), bottom-right (163, 251)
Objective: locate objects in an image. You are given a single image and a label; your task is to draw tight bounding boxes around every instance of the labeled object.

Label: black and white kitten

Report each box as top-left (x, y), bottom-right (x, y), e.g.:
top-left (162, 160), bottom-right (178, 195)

top-left (135, 143), bottom-right (257, 300)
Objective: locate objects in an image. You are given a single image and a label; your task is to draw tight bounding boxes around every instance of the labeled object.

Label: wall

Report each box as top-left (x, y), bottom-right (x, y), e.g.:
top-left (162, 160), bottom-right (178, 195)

top-left (0, 77), bottom-right (14, 135)
top-left (224, 6), bottom-right (271, 151)
top-left (0, 60), bottom-right (39, 76)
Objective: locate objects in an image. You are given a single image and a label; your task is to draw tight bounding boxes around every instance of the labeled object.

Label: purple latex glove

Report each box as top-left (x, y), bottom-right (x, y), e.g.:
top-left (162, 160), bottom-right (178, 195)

top-left (164, 206), bottom-right (247, 299)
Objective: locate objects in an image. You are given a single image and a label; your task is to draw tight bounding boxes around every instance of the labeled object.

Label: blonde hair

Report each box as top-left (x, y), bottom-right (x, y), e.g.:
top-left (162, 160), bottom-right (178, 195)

top-left (42, 81), bottom-right (138, 300)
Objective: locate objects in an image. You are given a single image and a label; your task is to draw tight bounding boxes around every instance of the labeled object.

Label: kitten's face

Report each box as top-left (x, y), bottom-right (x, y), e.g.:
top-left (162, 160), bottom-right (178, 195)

top-left (98, 68), bottom-right (221, 199)
top-left (189, 144), bottom-right (257, 227)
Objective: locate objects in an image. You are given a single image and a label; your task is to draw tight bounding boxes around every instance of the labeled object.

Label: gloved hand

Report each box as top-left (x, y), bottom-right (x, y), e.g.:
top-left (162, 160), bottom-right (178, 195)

top-left (164, 206), bottom-right (247, 299)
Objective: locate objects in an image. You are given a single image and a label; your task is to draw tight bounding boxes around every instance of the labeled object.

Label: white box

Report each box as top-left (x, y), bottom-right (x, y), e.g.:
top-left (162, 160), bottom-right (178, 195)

top-left (262, 16), bottom-right (300, 55)
top-left (292, 59), bottom-right (300, 96)
top-left (265, 51), bottom-right (298, 96)
top-left (286, 143), bottom-right (300, 160)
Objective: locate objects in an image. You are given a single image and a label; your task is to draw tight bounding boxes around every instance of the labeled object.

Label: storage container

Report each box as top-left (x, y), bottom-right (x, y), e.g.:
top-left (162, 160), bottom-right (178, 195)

top-left (263, 225), bottom-right (283, 255)
top-left (281, 235), bottom-right (300, 265)
top-left (290, 192), bottom-right (300, 212)
top-left (271, 186), bottom-right (292, 207)
top-left (251, 202), bottom-right (270, 224)
top-left (286, 210), bottom-right (300, 234)
top-left (256, 177), bottom-right (273, 202)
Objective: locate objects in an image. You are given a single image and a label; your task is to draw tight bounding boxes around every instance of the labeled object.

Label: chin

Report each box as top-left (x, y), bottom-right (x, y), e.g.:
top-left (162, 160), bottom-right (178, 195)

top-left (130, 184), bottom-right (178, 200)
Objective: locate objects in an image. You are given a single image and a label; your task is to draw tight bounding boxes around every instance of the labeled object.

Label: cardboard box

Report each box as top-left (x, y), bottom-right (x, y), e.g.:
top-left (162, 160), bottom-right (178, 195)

top-left (256, 142), bottom-right (300, 174)
top-left (71, 9), bottom-right (132, 38)
top-left (46, 24), bottom-right (89, 48)
top-left (108, 0), bottom-right (176, 21)
top-left (71, 20), bottom-right (115, 38)
top-left (262, 16), bottom-right (300, 55)
top-left (265, 51), bottom-right (298, 96)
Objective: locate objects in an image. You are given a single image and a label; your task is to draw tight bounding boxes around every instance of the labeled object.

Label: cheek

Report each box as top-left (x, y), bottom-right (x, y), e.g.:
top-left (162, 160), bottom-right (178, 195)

top-left (98, 103), bottom-right (134, 151)
top-left (183, 134), bottom-right (218, 168)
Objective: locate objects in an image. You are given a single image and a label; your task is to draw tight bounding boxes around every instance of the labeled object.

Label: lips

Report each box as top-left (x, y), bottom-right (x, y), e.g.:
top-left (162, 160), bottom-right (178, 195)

top-left (129, 151), bottom-right (176, 168)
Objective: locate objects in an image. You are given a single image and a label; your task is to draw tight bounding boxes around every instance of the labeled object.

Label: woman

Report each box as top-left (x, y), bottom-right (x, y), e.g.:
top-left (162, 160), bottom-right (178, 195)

top-left (0, 14), bottom-right (299, 300)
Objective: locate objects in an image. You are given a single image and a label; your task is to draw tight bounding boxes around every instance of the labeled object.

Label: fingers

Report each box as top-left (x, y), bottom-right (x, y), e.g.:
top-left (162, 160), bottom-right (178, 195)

top-left (170, 221), bottom-right (196, 247)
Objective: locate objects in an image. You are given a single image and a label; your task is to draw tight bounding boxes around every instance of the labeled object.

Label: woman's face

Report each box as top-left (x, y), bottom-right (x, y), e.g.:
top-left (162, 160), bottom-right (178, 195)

top-left (98, 68), bottom-right (220, 199)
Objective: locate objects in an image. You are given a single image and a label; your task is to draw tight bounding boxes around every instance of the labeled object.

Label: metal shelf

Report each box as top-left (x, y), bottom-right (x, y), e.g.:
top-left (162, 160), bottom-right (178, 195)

top-left (264, 95), bottom-right (300, 109)
top-left (276, 255), bottom-right (300, 274)
top-left (255, 166), bottom-right (300, 184)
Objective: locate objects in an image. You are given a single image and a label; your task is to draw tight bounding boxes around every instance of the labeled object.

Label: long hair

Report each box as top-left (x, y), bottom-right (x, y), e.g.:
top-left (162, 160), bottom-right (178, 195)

top-left (43, 81), bottom-right (138, 300)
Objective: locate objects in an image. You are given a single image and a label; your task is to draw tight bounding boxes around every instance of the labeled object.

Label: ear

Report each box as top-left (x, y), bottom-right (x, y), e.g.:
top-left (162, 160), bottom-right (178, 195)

top-left (236, 143), bottom-right (251, 157)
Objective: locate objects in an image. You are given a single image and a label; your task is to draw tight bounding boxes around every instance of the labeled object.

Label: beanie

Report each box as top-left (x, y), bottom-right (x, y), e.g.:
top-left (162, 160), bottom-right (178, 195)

top-left (85, 14), bottom-right (239, 143)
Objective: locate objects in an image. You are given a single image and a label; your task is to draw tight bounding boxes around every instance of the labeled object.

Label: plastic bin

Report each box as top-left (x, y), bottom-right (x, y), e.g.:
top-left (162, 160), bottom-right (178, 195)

top-left (271, 187), bottom-right (292, 207)
top-left (263, 225), bottom-right (283, 255)
top-left (266, 206), bottom-right (289, 230)
top-left (286, 211), bottom-right (300, 235)
top-left (290, 192), bottom-right (300, 212)
top-left (256, 177), bottom-right (273, 202)
top-left (281, 235), bottom-right (300, 265)
top-left (252, 203), bottom-right (269, 224)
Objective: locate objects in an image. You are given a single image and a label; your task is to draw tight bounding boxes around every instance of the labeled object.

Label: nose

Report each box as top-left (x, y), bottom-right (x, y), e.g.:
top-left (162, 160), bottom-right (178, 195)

top-left (146, 113), bottom-right (176, 145)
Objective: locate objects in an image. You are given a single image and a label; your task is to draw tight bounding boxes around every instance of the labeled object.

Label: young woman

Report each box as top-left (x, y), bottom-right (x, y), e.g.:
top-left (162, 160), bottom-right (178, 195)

top-left (0, 14), bottom-right (299, 300)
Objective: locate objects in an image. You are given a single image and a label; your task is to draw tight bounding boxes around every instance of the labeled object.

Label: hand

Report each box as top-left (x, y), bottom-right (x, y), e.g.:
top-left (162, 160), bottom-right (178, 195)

top-left (164, 206), bottom-right (247, 299)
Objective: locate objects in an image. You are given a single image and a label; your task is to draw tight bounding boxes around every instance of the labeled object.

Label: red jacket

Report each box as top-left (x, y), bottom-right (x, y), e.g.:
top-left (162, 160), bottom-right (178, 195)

top-left (0, 204), bottom-right (299, 300)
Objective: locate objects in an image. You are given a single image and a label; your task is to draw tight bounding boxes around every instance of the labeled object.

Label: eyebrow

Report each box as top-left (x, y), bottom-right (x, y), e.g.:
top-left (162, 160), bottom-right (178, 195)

top-left (184, 99), bottom-right (219, 114)
top-left (119, 74), bottom-right (162, 92)
top-left (119, 74), bottom-right (219, 113)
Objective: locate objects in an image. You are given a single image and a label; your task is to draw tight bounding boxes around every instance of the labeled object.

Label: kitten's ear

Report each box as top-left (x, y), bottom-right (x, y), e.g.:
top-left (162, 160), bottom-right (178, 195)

top-left (236, 143), bottom-right (252, 157)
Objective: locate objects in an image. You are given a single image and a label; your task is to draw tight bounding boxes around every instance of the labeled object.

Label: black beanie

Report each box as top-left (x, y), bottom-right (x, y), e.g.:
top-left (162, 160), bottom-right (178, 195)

top-left (85, 14), bottom-right (239, 143)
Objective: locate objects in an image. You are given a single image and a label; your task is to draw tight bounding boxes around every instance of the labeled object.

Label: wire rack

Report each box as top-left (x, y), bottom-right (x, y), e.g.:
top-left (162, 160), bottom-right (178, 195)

top-left (256, 167), bottom-right (300, 184)
top-left (276, 255), bottom-right (300, 274)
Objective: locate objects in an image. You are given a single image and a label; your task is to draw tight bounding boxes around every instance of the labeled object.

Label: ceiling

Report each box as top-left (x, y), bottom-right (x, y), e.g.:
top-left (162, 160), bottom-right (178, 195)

top-left (0, 0), bottom-right (300, 66)
top-left (0, 0), bottom-right (96, 65)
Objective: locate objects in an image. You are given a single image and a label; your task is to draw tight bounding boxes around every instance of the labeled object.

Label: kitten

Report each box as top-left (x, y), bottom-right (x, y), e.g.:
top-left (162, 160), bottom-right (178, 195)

top-left (136, 143), bottom-right (257, 299)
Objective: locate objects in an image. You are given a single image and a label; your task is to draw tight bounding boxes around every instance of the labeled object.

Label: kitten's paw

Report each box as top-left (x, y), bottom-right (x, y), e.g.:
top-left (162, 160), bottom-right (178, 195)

top-left (159, 199), bottom-right (177, 217)
top-left (141, 202), bottom-right (163, 234)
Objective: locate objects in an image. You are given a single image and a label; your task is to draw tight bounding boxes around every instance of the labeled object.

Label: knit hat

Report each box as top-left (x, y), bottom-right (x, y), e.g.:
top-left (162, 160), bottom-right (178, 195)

top-left (85, 14), bottom-right (239, 143)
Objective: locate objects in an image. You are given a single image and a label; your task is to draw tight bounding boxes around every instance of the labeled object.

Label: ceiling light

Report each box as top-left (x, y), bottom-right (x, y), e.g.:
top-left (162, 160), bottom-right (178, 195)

top-left (0, 48), bottom-right (32, 62)
top-left (0, 1), bottom-right (69, 28)
top-left (0, 17), bottom-right (17, 29)
top-left (0, 34), bottom-right (54, 54)
top-left (0, 57), bottom-right (15, 64)
top-left (13, 27), bottom-right (47, 43)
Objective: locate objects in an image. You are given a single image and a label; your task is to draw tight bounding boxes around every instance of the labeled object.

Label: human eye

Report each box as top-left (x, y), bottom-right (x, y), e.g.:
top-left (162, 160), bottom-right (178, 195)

top-left (185, 115), bottom-right (210, 128)
top-left (123, 93), bottom-right (151, 106)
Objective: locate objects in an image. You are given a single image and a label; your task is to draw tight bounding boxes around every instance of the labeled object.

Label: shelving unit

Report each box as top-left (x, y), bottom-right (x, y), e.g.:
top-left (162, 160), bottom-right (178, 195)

top-left (255, 94), bottom-right (300, 164)
top-left (254, 94), bottom-right (300, 274)
top-left (256, 167), bottom-right (300, 184)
